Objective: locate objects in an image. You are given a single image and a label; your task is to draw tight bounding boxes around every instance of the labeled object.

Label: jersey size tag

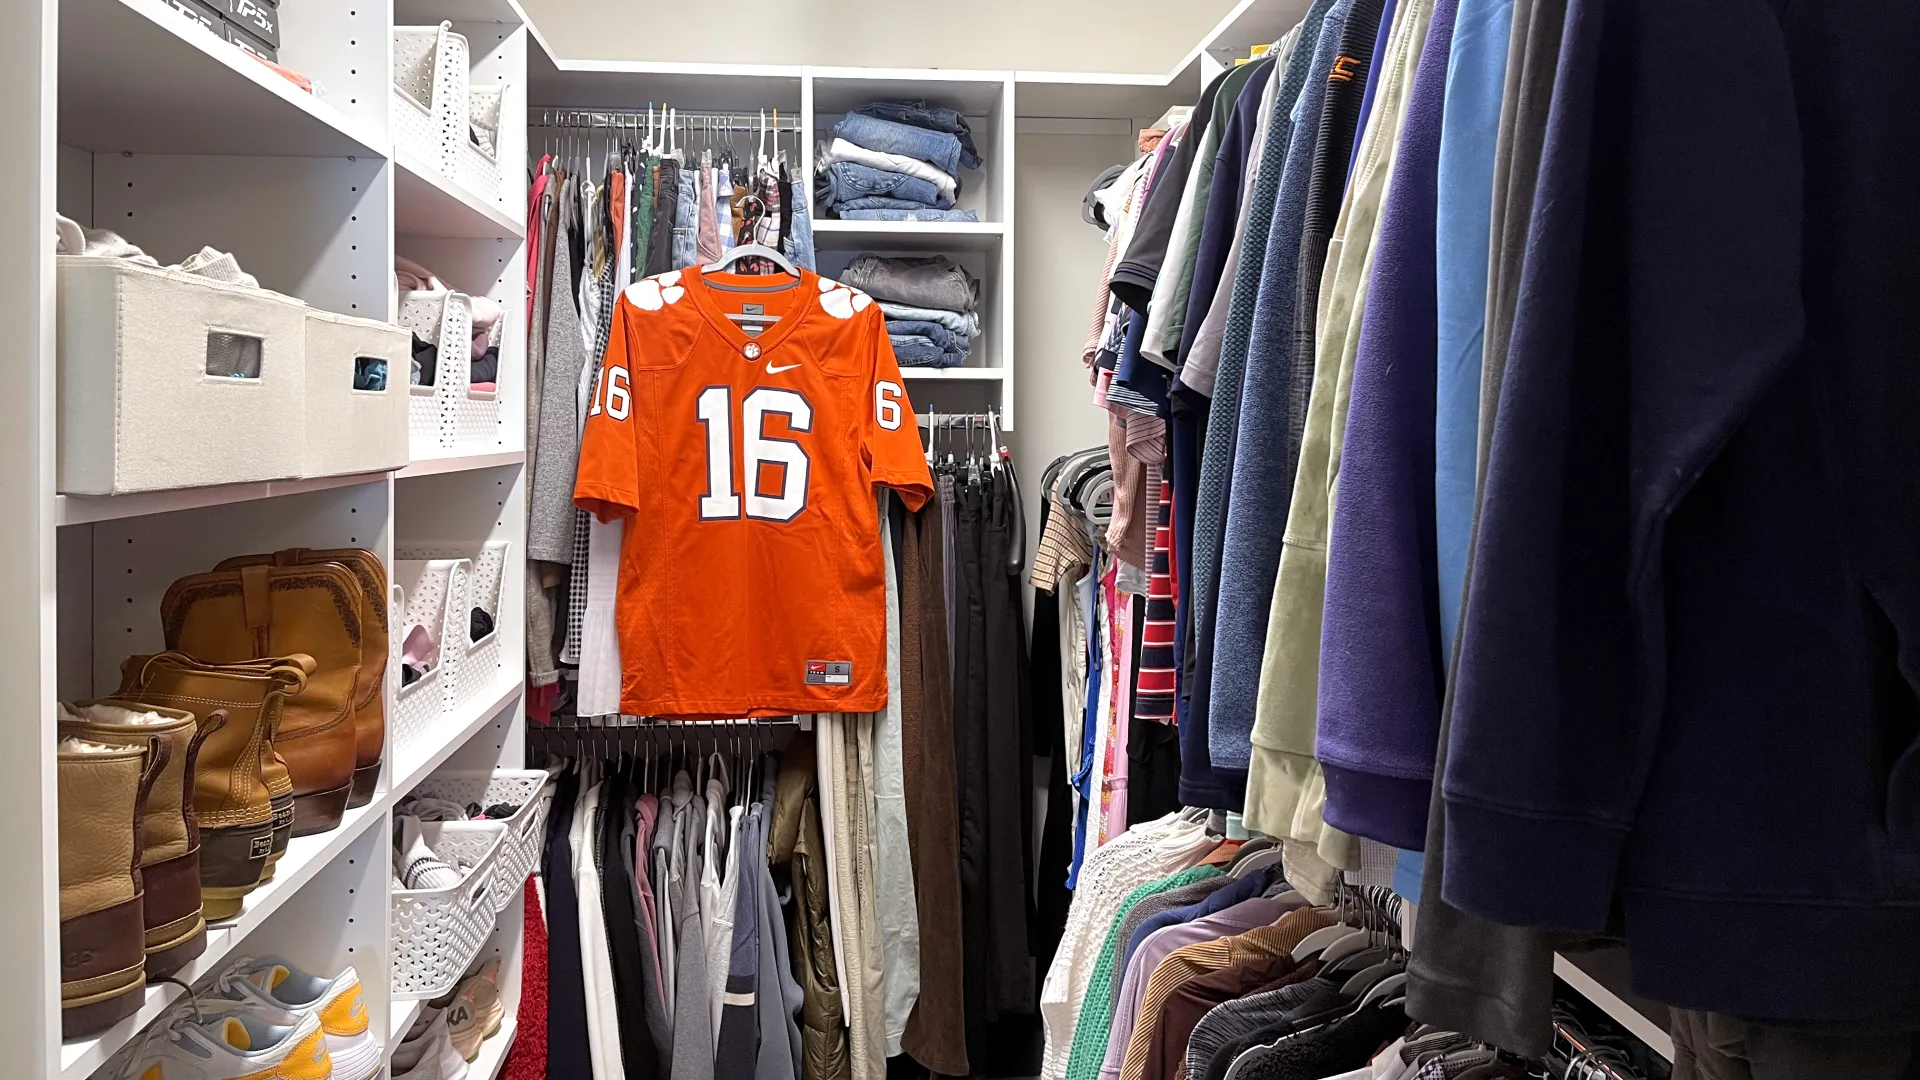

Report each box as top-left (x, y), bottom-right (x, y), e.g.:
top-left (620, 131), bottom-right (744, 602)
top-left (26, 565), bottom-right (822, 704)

top-left (805, 660), bottom-right (853, 686)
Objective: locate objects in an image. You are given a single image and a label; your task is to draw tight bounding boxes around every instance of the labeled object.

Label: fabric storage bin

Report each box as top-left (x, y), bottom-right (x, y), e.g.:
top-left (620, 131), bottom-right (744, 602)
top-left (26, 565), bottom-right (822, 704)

top-left (391, 820), bottom-right (507, 997)
top-left (392, 23), bottom-right (469, 174)
top-left (302, 309), bottom-right (410, 477)
top-left (410, 770), bottom-right (554, 913)
top-left (398, 540), bottom-right (508, 715)
top-left (57, 255), bottom-right (306, 495)
top-left (389, 558), bottom-right (469, 766)
top-left (397, 289), bottom-right (473, 455)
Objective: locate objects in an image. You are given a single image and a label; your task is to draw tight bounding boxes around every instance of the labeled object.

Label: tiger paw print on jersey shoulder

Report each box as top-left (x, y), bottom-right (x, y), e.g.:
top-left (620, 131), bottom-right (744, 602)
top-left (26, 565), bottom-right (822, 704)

top-left (815, 275), bottom-right (873, 320)
top-left (625, 269), bottom-right (687, 311)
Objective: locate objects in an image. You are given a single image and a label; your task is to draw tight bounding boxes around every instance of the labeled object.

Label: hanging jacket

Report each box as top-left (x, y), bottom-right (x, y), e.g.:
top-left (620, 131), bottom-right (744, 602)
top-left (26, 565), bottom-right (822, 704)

top-left (770, 735), bottom-right (852, 1080)
top-left (1441, 0), bottom-right (1920, 1024)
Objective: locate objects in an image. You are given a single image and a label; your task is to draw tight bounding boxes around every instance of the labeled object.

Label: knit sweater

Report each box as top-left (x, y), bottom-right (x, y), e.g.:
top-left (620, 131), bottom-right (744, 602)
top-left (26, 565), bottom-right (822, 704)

top-left (1063, 865), bottom-right (1222, 1080)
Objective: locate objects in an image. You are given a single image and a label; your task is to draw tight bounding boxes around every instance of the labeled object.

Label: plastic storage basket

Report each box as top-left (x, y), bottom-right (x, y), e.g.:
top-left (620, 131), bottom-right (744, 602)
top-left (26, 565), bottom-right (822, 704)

top-left (389, 558), bottom-right (469, 766)
top-left (392, 22), bottom-right (503, 205)
top-left (397, 289), bottom-right (473, 455)
top-left (410, 770), bottom-right (554, 913)
top-left (399, 540), bottom-right (508, 717)
top-left (391, 820), bottom-right (507, 997)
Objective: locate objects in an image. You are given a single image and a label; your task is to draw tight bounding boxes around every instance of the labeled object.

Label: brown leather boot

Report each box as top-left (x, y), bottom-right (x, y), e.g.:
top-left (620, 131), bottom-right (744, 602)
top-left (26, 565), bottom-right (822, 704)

top-left (216, 548), bottom-right (387, 808)
top-left (59, 700), bottom-right (211, 979)
top-left (163, 562), bottom-right (364, 836)
top-left (116, 652), bottom-right (309, 919)
top-left (57, 734), bottom-right (165, 1037)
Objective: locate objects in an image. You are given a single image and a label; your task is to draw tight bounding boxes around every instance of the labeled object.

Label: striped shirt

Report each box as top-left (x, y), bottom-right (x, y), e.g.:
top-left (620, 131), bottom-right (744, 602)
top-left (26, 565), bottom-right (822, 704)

top-left (1134, 472), bottom-right (1179, 720)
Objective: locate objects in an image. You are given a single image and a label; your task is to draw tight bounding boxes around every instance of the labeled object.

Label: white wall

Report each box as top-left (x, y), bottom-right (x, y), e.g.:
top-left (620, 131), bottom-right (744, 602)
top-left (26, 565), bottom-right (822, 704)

top-left (1009, 129), bottom-right (1131, 576)
top-left (517, 0), bottom-right (1235, 75)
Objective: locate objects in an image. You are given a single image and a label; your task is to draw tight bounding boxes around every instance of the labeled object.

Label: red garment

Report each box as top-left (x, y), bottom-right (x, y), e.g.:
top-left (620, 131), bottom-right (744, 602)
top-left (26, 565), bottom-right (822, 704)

top-left (499, 878), bottom-right (548, 1080)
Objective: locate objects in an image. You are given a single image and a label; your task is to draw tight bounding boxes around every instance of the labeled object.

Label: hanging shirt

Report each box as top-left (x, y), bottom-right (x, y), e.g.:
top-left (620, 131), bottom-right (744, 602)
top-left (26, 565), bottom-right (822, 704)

top-left (573, 266), bottom-right (935, 717)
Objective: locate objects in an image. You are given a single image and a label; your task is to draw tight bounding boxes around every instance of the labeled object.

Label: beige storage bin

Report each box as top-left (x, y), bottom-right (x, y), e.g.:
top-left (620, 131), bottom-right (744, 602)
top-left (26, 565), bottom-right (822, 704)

top-left (303, 309), bottom-right (411, 477)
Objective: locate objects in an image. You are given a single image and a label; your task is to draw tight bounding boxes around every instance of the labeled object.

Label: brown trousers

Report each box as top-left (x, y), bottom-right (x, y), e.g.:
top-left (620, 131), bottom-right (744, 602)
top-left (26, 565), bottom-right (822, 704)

top-left (898, 496), bottom-right (970, 1076)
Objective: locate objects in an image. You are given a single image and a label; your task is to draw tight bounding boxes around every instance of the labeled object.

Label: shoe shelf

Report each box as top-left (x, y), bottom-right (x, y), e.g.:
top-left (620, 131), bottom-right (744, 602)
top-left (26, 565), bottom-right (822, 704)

top-left (57, 678), bottom-right (526, 1080)
top-left (470, 1016), bottom-right (519, 1080)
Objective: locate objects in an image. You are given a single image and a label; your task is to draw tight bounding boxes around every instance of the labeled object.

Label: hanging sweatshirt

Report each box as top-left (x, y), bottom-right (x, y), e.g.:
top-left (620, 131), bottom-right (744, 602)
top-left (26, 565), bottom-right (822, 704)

top-left (1316, 0), bottom-right (1458, 853)
top-left (1441, 0), bottom-right (1920, 1024)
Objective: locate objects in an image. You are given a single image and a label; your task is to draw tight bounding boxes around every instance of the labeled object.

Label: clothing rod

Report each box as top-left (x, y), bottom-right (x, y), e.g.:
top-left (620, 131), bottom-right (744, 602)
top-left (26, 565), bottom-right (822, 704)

top-left (534, 716), bottom-right (804, 729)
top-left (531, 108), bottom-right (803, 132)
top-left (1551, 1020), bottom-right (1640, 1080)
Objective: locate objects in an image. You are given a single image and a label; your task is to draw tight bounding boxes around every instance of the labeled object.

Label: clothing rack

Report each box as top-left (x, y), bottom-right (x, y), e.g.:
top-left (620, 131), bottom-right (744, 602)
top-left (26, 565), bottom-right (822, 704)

top-left (1550, 1016), bottom-right (1644, 1080)
top-left (530, 108), bottom-right (805, 134)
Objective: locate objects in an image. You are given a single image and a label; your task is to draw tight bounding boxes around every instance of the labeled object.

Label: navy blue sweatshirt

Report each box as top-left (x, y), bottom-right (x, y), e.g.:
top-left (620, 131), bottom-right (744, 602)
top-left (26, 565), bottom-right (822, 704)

top-left (1442, 0), bottom-right (1920, 1024)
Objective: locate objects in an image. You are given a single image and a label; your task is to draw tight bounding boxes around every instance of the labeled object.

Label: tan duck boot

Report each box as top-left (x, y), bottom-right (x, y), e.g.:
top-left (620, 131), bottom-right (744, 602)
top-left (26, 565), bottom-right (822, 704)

top-left (163, 562), bottom-right (365, 835)
top-left (216, 548), bottom-right (388, 808)
top-left (116, 652), bottom-right (309, 918)
top-left (57, 734), bottom-right (165, 1038)
top-left (59, 700), bottom-right (211, 979)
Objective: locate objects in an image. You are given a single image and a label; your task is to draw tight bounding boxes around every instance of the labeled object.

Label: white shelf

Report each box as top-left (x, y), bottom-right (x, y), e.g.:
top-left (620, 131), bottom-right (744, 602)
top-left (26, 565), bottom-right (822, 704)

top-left (398, 450), bottom-right (528, 479)
top-left (57, 678), bottom-right (525, 1079)
top-left (396, 0), bottom-right (529, 23)
top-left (471, 1017), bottom-right (519, 1080)
top-left (57, 471), bottom-right (393, 526)
top-left (390, 997), bottom-right (426, 1048)
top-left (58, 0), bottom-right (385, 157)
top-left (1554, 953), bottom-right (1674, 1061)
top-left (813, 219), bottom-right (1005, 252)
top-left (56, 453), bottom-right (526, 524)
top-left (901, 367), bottom-right (1006, 381)
top-left (396, 149), bottom-right (526, 240)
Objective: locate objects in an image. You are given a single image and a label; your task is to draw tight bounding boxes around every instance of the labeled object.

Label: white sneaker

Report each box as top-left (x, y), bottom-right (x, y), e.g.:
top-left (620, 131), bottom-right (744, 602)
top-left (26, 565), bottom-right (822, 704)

top-left (209, 957), bottom-right (379, 1080)
top-left (446, 958), bottom-right (503, 1062)
top-left (117, 1010), bottom-right (330, 1080)
top-left (393, 1008), bottom-right (470, 1080)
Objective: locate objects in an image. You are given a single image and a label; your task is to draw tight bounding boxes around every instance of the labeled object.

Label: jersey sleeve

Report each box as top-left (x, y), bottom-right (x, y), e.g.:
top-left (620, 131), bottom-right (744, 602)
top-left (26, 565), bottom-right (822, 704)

top-left (572, 298), bottom-right (641, 523)
top-left (861, 307), bottom-right (935, 512)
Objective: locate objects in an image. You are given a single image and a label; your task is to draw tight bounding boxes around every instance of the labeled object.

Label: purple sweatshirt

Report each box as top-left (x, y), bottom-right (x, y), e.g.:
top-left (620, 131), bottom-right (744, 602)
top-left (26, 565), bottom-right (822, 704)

top-left (1314, 0), bottom-right (1459, 852)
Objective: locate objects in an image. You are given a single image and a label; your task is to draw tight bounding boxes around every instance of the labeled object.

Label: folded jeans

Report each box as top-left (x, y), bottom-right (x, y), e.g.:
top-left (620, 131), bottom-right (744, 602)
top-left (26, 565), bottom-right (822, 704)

top-left (839, 208), bottom-right (981, 223)
top-left (817, 138), bottom-right (959, 200)
top-left (876, 301), bottom-right (981, 338)
top-left (816, 161), bottom-right (953, 212)
top-left (889, 334), bottom-right (966, 368)
top-left (834, 112), bottom-right (964, 178)
top-left (842, 253), bottom-right (979, 313)
top-left (884, 318), bottom-right (965, 352)
top-left (852, 100), bottom-right (983, 171)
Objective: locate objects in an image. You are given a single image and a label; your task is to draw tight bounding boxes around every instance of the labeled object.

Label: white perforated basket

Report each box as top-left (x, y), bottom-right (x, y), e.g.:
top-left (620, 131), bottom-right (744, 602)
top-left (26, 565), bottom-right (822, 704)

top-left (410, 770), bottom-right (553, 913)
top-left (398, 541), bottom-right (508, 717)
top-left (397, 289), bottom-right (472, 456)
top-left (389, 558), bottom-right (470, 763)
top-left (391, 820), bottom-right (507, 998)
top-left (392, 24), bottom-right (469, 174)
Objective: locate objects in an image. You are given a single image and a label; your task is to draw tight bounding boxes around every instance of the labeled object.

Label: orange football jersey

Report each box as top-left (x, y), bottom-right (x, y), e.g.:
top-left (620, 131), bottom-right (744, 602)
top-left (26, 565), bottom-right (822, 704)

top-left (573, 266), bottom-right (934, 718)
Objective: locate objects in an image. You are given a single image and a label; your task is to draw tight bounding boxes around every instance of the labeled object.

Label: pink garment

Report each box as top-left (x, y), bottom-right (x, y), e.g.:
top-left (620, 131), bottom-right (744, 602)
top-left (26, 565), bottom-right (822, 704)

top-left (527, 156), bottom-right (550, 325)
top-left (1102, 581), bottom-right (1134, 840)
top-left (696, 164), bottom-right (722, 262)
top-left (634, 794), bottom-right (666, 1001)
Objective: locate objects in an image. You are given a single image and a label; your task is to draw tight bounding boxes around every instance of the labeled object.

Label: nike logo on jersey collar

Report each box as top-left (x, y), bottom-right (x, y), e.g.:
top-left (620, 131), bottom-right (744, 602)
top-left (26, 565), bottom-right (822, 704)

top-left (766, 362), bottom-right (803, 374)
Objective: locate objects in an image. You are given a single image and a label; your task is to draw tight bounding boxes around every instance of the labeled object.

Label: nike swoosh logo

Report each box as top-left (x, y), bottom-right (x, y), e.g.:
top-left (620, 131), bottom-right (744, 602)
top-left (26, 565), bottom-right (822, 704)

top-left (766, 363), bottom-right (802, 374)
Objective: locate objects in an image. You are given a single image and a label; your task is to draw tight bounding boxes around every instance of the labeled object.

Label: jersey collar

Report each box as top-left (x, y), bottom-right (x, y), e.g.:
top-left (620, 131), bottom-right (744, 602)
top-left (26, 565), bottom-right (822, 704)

top-left (685, 265), bottom-right (816, 360)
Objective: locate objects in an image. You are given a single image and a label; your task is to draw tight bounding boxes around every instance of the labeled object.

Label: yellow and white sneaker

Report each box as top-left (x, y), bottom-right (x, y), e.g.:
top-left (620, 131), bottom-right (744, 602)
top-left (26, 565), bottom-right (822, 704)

top-left (209, 957), bottom-right (376, 1080)
top-left (121, 1011), bottom-right (332, 1080)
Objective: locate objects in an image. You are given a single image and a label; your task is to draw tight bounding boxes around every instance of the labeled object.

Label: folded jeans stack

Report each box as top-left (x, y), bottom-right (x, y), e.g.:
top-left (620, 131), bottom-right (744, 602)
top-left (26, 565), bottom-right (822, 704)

top-left (841, 254), bottom-right (982, 368)
top-left (815, 101), bottom-right (984, 222)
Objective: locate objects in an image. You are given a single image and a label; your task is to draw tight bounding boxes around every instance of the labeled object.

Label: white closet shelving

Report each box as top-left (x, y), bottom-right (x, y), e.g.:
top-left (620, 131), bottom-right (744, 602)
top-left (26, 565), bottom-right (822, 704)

top-left (4, 0), bottom-right (537, 1074)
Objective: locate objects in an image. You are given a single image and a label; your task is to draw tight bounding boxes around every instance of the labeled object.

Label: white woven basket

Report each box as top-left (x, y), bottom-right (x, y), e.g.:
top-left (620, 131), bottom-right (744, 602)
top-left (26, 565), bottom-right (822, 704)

top-left (397, 540), bottom-right (508, 717)
top-left (391, 23), bottom-right (470, 177)
top-left (389, 558), bottom-right (469, 763)
top-left (391, 820), bottom-right (507, 997)
top-left (397, 289), bottom-right (472, 455)
top-left (410, 770), bottom-right (554, 913)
